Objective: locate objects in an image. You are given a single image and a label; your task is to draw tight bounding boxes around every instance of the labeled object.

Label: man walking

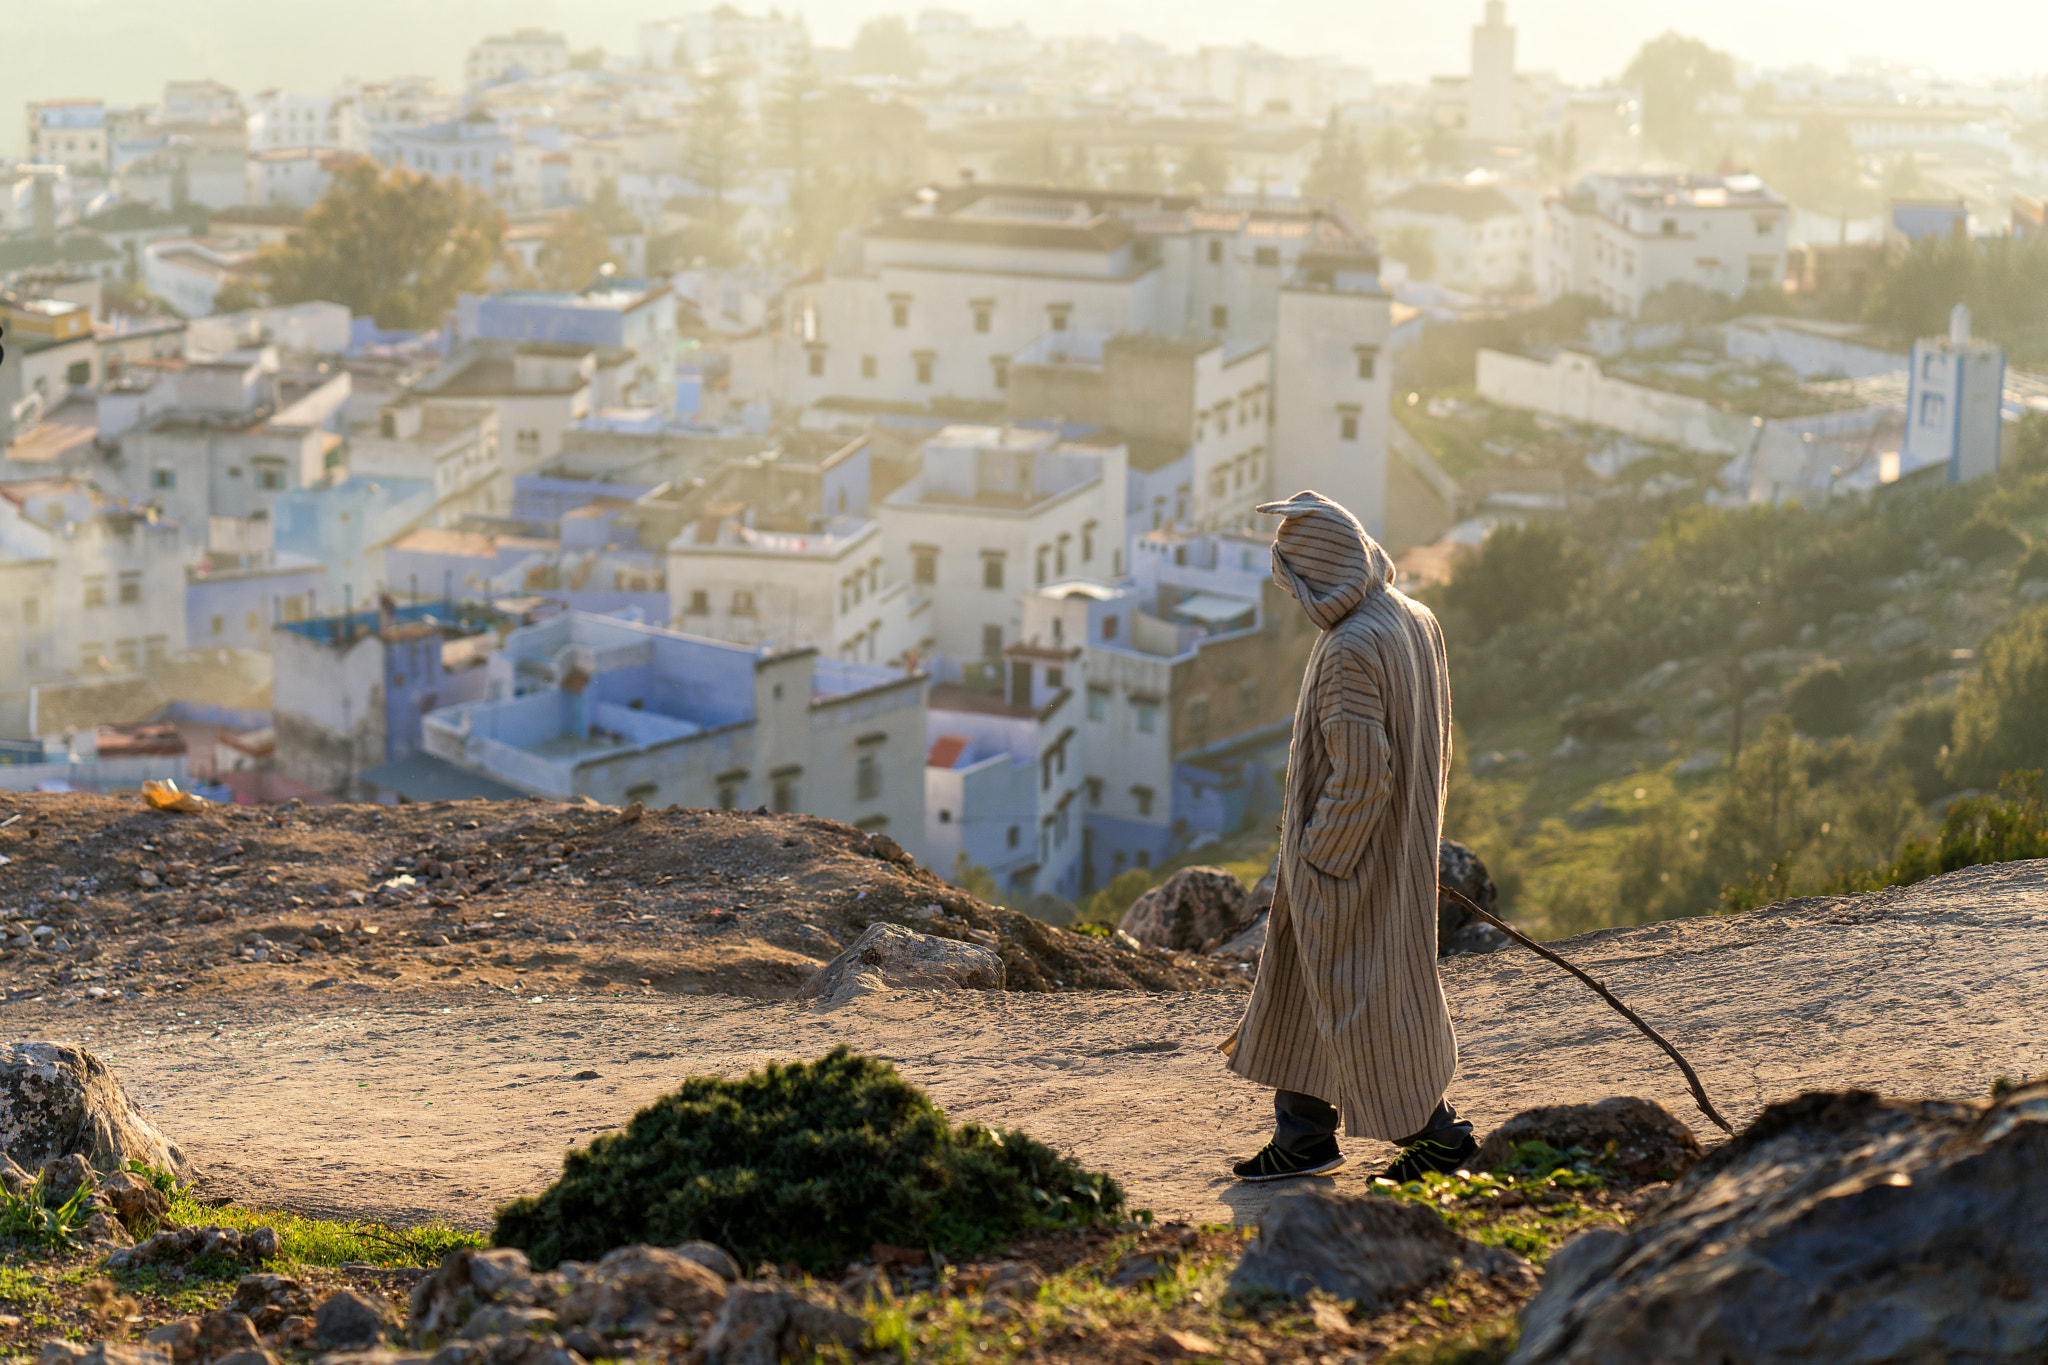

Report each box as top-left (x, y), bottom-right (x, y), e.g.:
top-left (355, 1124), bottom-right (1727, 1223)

top-left (1225, 491), bottom-right (1476, 1182)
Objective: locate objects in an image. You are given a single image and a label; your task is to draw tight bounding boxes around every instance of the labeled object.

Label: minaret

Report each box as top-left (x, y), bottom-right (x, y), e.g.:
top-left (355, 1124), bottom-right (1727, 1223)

top-left (1469, 1), bottom-right (1517, 143)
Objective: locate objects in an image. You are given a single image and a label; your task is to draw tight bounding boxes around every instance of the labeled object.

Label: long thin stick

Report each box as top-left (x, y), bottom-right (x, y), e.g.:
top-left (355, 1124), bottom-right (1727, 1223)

top-left (1439, 884), bottom-right (1734, 1134)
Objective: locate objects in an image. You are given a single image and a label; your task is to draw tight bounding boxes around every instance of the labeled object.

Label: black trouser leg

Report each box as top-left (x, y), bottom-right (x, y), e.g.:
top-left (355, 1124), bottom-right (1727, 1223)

top-left (1274, 1090), bottom-right (1472, 1152)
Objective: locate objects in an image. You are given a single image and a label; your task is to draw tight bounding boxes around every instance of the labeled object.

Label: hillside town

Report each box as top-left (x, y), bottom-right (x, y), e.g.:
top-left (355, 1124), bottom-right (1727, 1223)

top-left (3, 2), bottom-right (2045, 911)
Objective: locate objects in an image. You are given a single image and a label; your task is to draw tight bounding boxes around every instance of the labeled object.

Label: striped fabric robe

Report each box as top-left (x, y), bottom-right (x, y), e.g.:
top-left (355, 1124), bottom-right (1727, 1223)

top-left (1225, 491), bottom-right (1458, 1141)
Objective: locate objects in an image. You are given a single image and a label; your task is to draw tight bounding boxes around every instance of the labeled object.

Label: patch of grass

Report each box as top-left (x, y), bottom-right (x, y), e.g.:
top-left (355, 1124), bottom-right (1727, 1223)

top-left (1365, 1158), bottom-right (1621, 1264)
top-left (0, 1172), bottom-right (96, 1250)
top-left (0, 1262), bottom-right (61, 1312)
top-left (494, 1048), bottom-right (1126, 1273)
top-left (1383, 1312), bottom-right (1520, 1365)
top-left (159, 1191), bottom-right (484, 1268)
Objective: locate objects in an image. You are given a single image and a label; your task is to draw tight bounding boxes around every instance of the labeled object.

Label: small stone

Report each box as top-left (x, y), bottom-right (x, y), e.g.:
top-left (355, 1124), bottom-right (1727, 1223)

top-left (1228, 1188), bottom-right (1533, 1310)
top-left (143, 1321), bottom-right (196, 1365)
top-left (671, 1241), bottom-right (741, 1283)
top-left (798, 923), bottom-right (1003, 1008)
top-left (100, 1170), bottom-right (170, 1231)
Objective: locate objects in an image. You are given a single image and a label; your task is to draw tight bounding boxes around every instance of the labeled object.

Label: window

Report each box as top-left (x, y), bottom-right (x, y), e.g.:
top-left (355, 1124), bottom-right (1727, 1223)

top-left (891, 299), bottom-right (909, 327)
top-left (856, 753), bottom-right (881, 801)
top-left (914, 353), bottom-right (933, 384)
top-left (245, 610), bottom-right (260, 632)
top-left (807, 350), bottom-right (825, 377)
top-left (67, 359), bottom-right (92, 386)
top-left (83, 577), bottom-right (107, 609)
top-left (731, 589), bottom-right (756, 616)
top-left (973, 305), bottom-right (991, 333)
top-left (716, 768), bottom-right (747, 809)
top-left (771, 768), bottom-right (801, 813)
top-left (515, 430), bottom-right (540, 456)
top-left (913, 546), bottom-right (938, 584)
top-left (1007, 825), bottom-right (1021, 848)
top-left (982, 554), bottom-right (1004, 589)
top-left (1035, 546), bottom-right (1048, 585)
top-left (1132, 785), bottom-right (1155, 817)
top-left (1047, 304), bottom-right (1071, 332)
top-left (1135, 699), bottom-right (1159, 733)
top-left (938, 808), bottom-right (952, 823)
top-left (982, 624), bottom-right (1004, 658)
top-left (687, 589), bottom-right (710, 614)
top-left (623, 782), bottom-right (659, 805)
top-left (256, 467), bottom-right (285, 491)
top-left (1920, 392), bottom-right (1947, 428)
top-left (211, 614), bottom-right (225, 637)
top-left (861, 354), bottom-right (877, 379)
top-left (1087, 686), bottom-right (1109, 721)
top-left (1211, 305), bottom-right (1228, 329)
top-left (1085, 777), bottom-right (1103, 807)
top-left (1355, 346), bottom-right (1378, 380)
top-left (1922, 353), bottom-right (1940, 381)
top-left (1101, 614), bottom-right (1118, 640)
top-left (991, 356), bottom-right (1009, 389)
top-left (1238, 676), bottom-right (1260, 713)
top-left (23, 597), bottom-right (37, 625)
top-left (1254, 246), bottom-right (1279, 267)
top-left (117, 573), bottom-right (141, 605)
top-left (1046, 666), bottom-right (1063, 690)
top-left (1661, 218), bottom-right (1678, 236)
top-left (1207, 239), bottom-right (1222, 264)
top-left (1216, 405), bottom-right (1229, 433)
top-left (1755, 216), bottom-right (1777, 236)
top-left (227, 466), bottom-right (243, 479)
top-left (1186, 694), bottom-right (1209, 731)
top-left (1082, 520), bottom-right (1096, 562)
top-left (1340, 411), bottom-right (1359, 441)
top-left (1135, 849), bottom-right (1151, 869)
top-left (1747, 257), bottom-right (1777, 285)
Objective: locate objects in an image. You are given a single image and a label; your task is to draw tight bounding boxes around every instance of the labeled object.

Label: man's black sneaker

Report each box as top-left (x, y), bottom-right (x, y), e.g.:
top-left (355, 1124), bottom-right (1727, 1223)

top-left (1378, 1133), bottom-right (1480, 1184)
top-left (1232, 1138), bottom-right (1345, 1182)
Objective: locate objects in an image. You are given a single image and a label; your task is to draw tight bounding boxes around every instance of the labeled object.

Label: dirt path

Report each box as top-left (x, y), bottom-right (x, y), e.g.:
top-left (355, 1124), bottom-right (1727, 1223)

top-left (13, 862), bottom-right (2046, 1233)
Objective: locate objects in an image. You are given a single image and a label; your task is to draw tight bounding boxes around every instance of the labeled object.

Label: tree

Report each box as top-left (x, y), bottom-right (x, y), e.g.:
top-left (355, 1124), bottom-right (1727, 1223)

top-left (1302, 111), bottom-right (1368, 217)
top-left (1110, 144), bottom-right (1165, 192)
top-left (684, 66), bottom-right (750, 208)
top-left (1949, 604), bottom-right (2048, 788)
top-left (1174, 141), bottom-right (1230, 194)
top-left (1622, 32), bottom-right (1736, 165)
top-left (211, 274), bottom-right (267, 314)
top-left (1381, 224), bottom-right (1439, 282)
top-left (1754, 115), bottom-right (1871, 219)
top-left (850, 15), bottom-right (920, 78)
top-left (764, 38), bottom-right (826, 179)
top-left (1438, 521), bottom-right (1595, 639)
top-left (256, 161), bottom-right (501, 330)
top-left (1419, 120), bottom-right (1464, 174)
top-left (1368, 126), bottom-right (1415, 184)
top-left (536, 211), bottom-right (614, 289)
top-left (1865, 233), bottom-right (2048, 361)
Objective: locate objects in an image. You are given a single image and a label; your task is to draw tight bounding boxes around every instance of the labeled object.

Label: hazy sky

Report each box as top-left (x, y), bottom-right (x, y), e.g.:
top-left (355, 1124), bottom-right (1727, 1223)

top-left (4, 0), bottom-right (2043, 159)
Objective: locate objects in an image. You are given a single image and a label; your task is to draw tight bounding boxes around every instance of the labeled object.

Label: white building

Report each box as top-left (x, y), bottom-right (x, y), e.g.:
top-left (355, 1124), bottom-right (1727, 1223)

top-left (1270, 248), bottom-right (1394, 537)
top-left (1903, 304), bottom-right (2005, 484)
top-left (1468, 1), bottom-right (1517, 143)
top-left (0, 487), bottom-right (188, 677)
top-left (1375, 182), bottom-right (1533, 293)
top-left (246, 91), bottom-right (367, 153)
top-left (347, 398), bottom-right (502, 515)
top-left (637, 10), bottom-right (807, 71)
top-left (1541, 173), bottom-right (1790, 315)
top-left (247, 149), bottom-right (357, 207)
top-left (874, 423), bottom-right (1128, 665)
top-left (384, 114), bottom-right (516, 201)
top-left (26, 100), bottom-right (109, 174)
top-left (423, 611), bottom-right (930, 854)
top-left (467, 30), bottom-right (571, 89)
top-left (142, 238), bottom-right (263, 317)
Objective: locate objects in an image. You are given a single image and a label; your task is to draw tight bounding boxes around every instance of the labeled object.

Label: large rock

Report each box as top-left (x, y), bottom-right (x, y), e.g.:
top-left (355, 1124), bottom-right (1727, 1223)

top-left (797, 923), bottom-right (1003, 1008)
top-left (1475, 1097), bottom-right (1704, 1185)
top-left (691, 1282), bottom-right (866, 1365)
top-left (410, 1249), bottom-right (546, 1348)
top-left (555, 1244), bottom-right (727, 1337)
top-left (1, 1041), bottom-right (192, 1178)
top-left (1228, 1188), bottom-right (1534, 1310)
top-left (1118, 867), bottom-right (1249, 951)
top-left (1437, 838), bottom-right (1508, 956)
top-left (315, 1291), bottom-right (395, 1350)
top-left (1508, 1083), bottom-right (2048, 1365)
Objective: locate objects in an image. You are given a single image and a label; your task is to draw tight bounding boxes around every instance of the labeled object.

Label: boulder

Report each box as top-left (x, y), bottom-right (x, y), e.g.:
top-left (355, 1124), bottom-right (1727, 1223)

top-left (671, 1241), bottom-right (741, 1283)
top-left (1119, 867), bottom-right (1249, 951)
top-left (99, 1169), bottom-right (171, 1231)
top-left (1507, 1083), bottom-right (2048, 1365)
top-left (1229, 1188), bottom-right (1534, 1310)
top-left (691, 1283), bottom-right (866, 1365)
top-left (555, 1244), bottom-right (727, 1337)
top-left (1436, 838), bottom-right (1509, 956)
top-left (410, 1249), bottom-right (545, 1348)
top-left (192, 1313), bottom-right (266, 1363)
top-left (1475, 1097), bottom-right (1703, 1185)
top-left (315, 1291), bottom-right (394, 1350)
top-left (0, 1041), bottom-right (192, 1179)
top-left (109, 1224), bottom-right (280, 1271)
top-left (797, 923), bottom-right (1003, 1008)
top-left (1210, 912), bottom-right (1268, 965)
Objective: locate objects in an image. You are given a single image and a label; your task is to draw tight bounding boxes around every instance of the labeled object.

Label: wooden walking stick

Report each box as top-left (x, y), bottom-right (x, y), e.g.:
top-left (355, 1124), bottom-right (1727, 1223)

top-left (1439, 884), bottom-right (1734, 1134)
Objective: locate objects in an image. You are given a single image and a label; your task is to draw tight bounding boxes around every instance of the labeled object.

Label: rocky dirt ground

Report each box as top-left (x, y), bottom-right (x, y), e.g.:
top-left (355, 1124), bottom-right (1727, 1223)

top-left (0, 794), bottom-right (1240, 1010)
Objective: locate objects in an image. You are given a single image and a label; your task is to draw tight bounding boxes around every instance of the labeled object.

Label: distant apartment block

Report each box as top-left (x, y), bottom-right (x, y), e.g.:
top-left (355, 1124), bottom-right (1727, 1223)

top-left (420, 611), bottom-right (928, 852)
top-left (1541, 173), bottom-right (1789, 315)
top-left (1375, 182), bottom-right (1533, 293)
top-left (466, 30), bottom-right (571, 89)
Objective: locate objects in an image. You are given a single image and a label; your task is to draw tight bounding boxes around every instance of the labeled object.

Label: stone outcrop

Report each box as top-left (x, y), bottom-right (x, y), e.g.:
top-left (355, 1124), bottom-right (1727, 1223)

top-left (1475, 1097), bottom-right (1704, 1185)
top-left (798, 923), bottom-right (1004, 1007)
top-left (1228, 1188), bottom-right (1534, 1310)
top-left (1508, 1083), bottom-right (2048, 1365)
top-left (0, 1041), bottom-right (192, 1178)
top-left (1437, 838), bottom-right (1510, 956)
top-left (1119, 867), bottom-right (1250, 952)
top-left (691, 1281), bottom-right (867, 1365)
top-left (109, 1225), bottom-right (282, 1271)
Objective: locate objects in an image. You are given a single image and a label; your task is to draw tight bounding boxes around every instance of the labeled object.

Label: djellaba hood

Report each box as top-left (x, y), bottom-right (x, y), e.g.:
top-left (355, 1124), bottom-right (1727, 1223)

top-left (1255, 490), bottom-right (1395, 631)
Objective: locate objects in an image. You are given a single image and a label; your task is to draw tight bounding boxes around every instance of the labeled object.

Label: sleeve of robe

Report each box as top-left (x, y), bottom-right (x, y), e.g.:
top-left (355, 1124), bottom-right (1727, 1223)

top-left (1298, 651), bottom-right (1393, 880)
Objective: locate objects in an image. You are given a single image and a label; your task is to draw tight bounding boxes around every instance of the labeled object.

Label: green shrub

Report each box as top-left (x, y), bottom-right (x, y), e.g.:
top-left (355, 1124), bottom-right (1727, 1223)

top-left (1829, 770), bottom-right (2048, 895)
top-left (0, 1171), bottom-right (95, 1250)
top-left (492, 1048), bottom-right (1125, 1272)
top-left (1076, 867), bottom-right (1154, 926)
top-left (1785, 659), bottom-right (1854, 736)
top-left (1949, 605), bottom-right (2048, 787)
top-left (1439, 522), bottom-right (1596, 642)
top-left (1938, 508), bottom-right (2024, 563)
